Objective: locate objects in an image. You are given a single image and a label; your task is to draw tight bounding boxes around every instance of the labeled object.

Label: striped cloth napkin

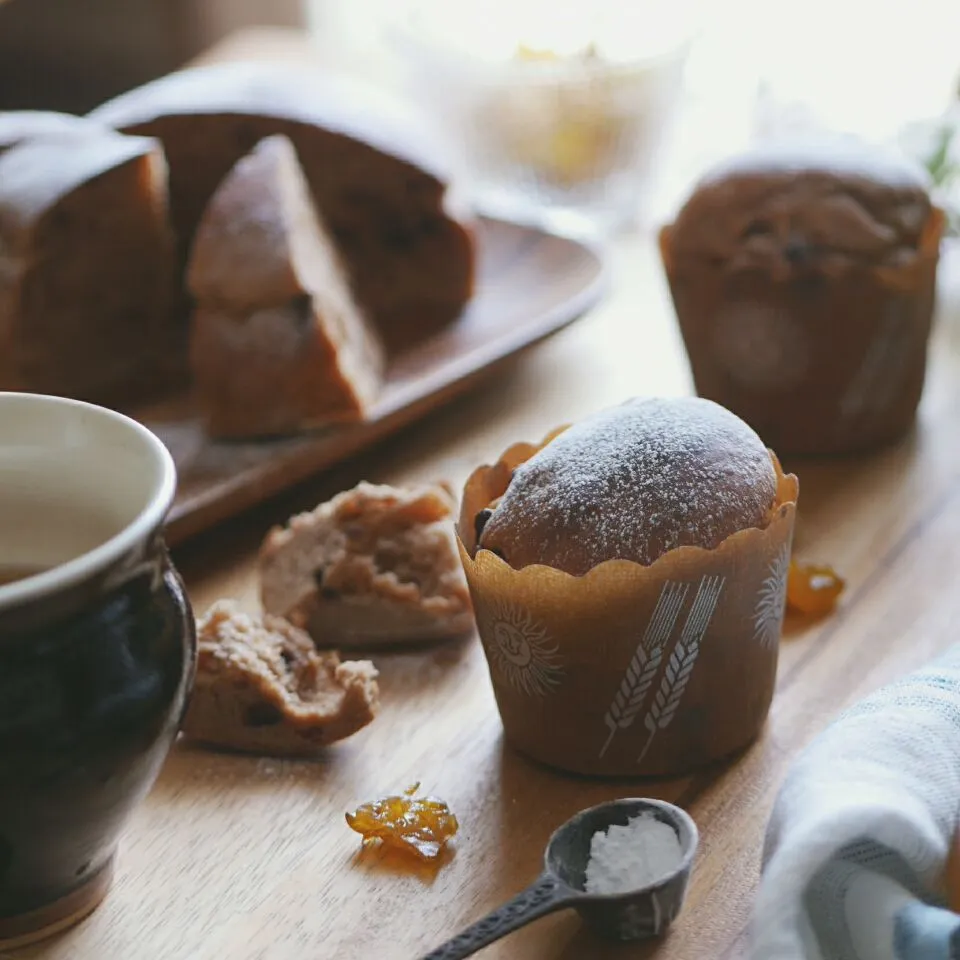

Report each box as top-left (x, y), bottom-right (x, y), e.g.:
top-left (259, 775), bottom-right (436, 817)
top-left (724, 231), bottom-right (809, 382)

top-left (750, 646), bottom-right (960, 959)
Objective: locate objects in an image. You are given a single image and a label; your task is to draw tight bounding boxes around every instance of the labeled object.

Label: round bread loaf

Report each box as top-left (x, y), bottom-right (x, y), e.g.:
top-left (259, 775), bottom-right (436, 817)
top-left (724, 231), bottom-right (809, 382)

top-left (476, 396), bottom-right (777, 575)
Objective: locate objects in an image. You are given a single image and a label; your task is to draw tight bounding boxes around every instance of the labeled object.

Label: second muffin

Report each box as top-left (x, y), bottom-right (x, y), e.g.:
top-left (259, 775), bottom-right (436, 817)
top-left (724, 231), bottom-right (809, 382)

top-left (659, 137), bottom-right (944, 456)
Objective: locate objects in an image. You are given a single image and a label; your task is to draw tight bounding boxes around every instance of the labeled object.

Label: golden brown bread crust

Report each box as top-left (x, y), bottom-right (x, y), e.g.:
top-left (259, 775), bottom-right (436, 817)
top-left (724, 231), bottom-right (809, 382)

top-left (187, 133), bottom-right (311, 310)
top-left (181, 600), bottom-right (379, 757)
top-left (187, 134), bottom-right (384, 439)
top-left (259, 481), bottom-right (474, 647)
top-left (661, 137), bottom-right (942, 456)
top-left (476, 396), bottom-right (778, 575)
top-left (90, 62), bottom-right (476, 353)
top-left (0, 131), bottom-right (177, 405)
top-left (668, 137), bottom-right (933, 270)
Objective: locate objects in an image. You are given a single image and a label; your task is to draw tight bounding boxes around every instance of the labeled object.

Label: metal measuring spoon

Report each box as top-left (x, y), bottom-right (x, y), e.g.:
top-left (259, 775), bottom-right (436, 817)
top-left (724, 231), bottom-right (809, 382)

top-left (418, 797), bottom-right (699, 960)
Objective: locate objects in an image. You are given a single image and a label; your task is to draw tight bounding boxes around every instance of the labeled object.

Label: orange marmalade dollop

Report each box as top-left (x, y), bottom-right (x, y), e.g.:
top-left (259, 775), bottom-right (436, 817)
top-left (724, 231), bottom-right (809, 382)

top-left (346, 783), bottom-right (459, 861)
top-left (786, 561), bottom-right (845, 617)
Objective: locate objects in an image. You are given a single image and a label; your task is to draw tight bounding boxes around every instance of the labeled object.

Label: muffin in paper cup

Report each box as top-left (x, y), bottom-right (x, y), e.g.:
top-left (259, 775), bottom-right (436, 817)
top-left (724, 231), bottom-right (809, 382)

top-left (659, 138), bottom-right (945, 456)
top-left (457, 428), bottom-right (798, 778)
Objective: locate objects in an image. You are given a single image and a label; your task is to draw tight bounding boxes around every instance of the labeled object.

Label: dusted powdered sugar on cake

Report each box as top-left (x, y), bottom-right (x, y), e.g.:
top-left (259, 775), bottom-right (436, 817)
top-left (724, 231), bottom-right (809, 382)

top-left (478, 397), bottom-right (777, 575)
top-left (584, 812), bottom-right (683, 894)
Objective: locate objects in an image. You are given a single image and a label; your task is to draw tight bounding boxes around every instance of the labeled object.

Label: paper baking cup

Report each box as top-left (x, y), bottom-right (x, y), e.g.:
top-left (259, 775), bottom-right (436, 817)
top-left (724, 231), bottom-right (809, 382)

top-left (659, 207), bottom-right (944, 456)
top-left (457, 430), bottom-right (798, 778)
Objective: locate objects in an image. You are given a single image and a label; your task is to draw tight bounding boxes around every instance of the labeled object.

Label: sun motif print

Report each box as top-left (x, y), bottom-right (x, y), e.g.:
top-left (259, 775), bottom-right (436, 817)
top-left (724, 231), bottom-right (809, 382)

top-left (753, 543), bottom-right (790, 649)
top-left (483, 599), bottom-right (564, 697)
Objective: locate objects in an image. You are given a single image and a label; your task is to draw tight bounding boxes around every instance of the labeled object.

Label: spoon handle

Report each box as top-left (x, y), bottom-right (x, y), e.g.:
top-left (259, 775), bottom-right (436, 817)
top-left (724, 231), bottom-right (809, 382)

top-left (418, 874), bottom-right (571, 960)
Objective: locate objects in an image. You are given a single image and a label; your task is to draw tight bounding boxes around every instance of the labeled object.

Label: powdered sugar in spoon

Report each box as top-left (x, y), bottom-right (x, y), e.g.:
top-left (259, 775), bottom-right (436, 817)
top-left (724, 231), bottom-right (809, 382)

top-left (417, 797), bottom-right (699, 960)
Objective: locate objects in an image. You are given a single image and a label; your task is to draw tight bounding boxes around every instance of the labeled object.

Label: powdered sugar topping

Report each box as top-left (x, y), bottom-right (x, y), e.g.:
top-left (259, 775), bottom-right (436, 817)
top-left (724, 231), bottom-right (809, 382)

top-left (479, 397), bottom-right (777, 574)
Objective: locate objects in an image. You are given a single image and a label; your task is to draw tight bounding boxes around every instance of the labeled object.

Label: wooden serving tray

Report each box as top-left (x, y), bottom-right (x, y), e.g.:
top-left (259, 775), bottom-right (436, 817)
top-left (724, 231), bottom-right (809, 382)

top-left (136, 216), bottom-right (606, 545)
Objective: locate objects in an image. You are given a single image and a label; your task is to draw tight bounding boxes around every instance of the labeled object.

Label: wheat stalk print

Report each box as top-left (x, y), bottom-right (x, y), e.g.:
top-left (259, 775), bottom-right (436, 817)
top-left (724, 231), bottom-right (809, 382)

top-left (637, 575), bottom-right (726, 764)
top-left (598, 581), bottom-right (689, 758)
top-left (838, 304), bottom-right (911, 431)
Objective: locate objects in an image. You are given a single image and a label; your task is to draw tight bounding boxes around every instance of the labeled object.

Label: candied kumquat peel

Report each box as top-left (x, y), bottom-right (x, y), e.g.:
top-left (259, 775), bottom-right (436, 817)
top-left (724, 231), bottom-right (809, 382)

top-left (786, 561), bottom-right (845, 617)
top-left (346, 783), bottom-right (459, 860)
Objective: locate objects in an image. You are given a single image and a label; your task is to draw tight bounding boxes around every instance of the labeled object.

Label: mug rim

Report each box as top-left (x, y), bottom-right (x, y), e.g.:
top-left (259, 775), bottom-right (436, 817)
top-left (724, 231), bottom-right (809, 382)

top-left (0, 393), bottom-right (176, 610)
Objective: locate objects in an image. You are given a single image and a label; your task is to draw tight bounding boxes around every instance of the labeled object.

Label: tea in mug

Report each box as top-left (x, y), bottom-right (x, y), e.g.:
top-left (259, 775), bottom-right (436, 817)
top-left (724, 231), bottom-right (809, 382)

top-left (0, 564), bottom-right (48, 587)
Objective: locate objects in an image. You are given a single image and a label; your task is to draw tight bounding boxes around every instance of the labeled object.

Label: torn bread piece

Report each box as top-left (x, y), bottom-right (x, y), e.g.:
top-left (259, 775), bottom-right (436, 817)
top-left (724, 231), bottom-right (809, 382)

top-left (259, 481), bottom-right (474, 647)
top-left (182, 600), bottom-right (378, 756)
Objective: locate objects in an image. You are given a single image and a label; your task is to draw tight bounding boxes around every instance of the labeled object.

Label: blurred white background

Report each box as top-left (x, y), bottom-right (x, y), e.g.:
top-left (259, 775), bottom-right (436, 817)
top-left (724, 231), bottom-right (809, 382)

top-left (304, 0), bottom-right (960, 325)
top-left (307, 0), bottom-right (960, 221)
top-left (309, 0), bottom-right (960, 129)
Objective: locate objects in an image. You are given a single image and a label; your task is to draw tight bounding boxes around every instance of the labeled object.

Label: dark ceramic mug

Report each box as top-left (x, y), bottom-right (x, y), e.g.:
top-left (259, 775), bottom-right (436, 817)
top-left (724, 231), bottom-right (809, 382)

top-left (0, 394), bottom-right (196, 948)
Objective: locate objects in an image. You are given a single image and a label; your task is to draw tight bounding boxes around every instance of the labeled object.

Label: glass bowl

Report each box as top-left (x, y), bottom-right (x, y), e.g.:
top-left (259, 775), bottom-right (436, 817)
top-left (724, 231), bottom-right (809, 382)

top-left (387, 1), bottom-right (693, 236)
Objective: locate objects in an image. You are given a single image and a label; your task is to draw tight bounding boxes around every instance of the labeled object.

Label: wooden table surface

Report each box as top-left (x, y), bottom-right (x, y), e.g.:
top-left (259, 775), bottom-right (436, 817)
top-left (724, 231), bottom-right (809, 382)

top-left (13, 29), bottom-right (960, 960)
